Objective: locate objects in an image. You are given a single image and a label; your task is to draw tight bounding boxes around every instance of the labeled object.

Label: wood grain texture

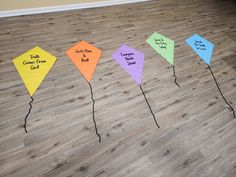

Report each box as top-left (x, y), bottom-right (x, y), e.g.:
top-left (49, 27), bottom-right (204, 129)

top-left (0, 0), bottom-right (236, 177)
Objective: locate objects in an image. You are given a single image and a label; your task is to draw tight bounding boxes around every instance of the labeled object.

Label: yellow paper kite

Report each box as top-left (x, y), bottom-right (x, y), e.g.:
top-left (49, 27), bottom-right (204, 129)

top-left (13, 46), bottom-right (57, 132)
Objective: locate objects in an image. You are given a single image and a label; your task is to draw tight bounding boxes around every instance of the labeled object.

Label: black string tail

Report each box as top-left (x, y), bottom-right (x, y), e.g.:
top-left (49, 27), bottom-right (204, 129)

top-left (24, 96), bottom-right (34, 133)
top-left (88, 82), bottom-right (102, 143)
top-left (172, 65), bottom-right (180, 88)
top-left (139, 85), bottom-right (160, 128)
top-left (207, 65), bottom-right (235, 118)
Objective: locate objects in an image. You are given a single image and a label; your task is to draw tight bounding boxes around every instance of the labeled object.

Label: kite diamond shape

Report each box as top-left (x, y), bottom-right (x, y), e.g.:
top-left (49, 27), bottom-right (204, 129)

top-left (112, 44), bottom-right (144, 85)
top-left (66, 40), bottom-right (102, 82)
top-left (186, 34), bottom-right (214, 65)
top-left (146, 32), bottom-right (175, 65)
top-left (13, 46), bottom-right (57, 96)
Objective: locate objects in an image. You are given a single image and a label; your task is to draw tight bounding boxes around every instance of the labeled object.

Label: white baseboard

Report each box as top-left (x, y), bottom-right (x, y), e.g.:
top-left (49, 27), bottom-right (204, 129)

top-left (0, 0), bottom-right (150, 18)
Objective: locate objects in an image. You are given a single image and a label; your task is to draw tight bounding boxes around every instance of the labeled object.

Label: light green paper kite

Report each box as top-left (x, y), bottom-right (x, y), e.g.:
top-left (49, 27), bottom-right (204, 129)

top-left (146, 32), bottom-right (180, 88)
top-left (146, 32), bottom-right (174, 65)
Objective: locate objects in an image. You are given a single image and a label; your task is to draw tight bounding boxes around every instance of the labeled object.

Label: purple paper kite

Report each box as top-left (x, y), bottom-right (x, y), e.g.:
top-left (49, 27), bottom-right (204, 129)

top-left (112, 44), bottom-right (144, 85)
top-left (112, 44), bottom-right (160, 128)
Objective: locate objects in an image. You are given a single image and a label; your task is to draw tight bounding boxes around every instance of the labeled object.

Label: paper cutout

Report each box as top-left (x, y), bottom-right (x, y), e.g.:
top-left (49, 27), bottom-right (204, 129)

top-left (186, 34), bottom-right (235, 118)
top-left (66, 40), bottom-right (102, 82)
top-left (146, 32), bottom-right (180, 87)
top-left (146, 32), bottom-right (174, 65)
top-left (13, 46), bottom-right (57, 96)
top-left (112, 44), bottom-right (160, 128)
top-left (186, 34), bottom-right (214, 65)
top-left (66, 40), bottom-right (102, 143)
top-left (112, 44), bottom-right (144, 85)
top-left (13, 46), bottom-right (57, 133)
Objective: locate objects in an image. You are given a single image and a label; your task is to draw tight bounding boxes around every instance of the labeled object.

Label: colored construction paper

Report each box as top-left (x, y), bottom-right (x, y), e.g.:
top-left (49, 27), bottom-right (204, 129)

top-left (112, 44), bottom-right (144, 85)
top-left (66, 40), bottom-right (102, 82)
top-left (146, 32), bottom-right (174, 65)
top-left (186, 34), bottom-right (214, 65)
top-left (13, 46), bottom-right (57, 96)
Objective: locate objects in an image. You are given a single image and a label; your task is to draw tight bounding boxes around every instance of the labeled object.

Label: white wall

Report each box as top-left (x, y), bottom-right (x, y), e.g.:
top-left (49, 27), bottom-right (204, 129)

top-left (0, 0), bottom-right (150, 17)
top-left (0, 0), bottom-right (105, 11)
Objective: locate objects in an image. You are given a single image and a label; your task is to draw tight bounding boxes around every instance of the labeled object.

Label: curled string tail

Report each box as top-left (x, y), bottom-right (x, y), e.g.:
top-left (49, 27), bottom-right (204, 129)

top-left (139, 85), bottom-right (160, 128)
top-left (88, 82), bottom-right (102, 143)
top-left (24, 96), bottom-right (34, 133)
top-left (208, 65), bottom-right (235, 118)
top-left (172, 65), bottom-right (180, 88)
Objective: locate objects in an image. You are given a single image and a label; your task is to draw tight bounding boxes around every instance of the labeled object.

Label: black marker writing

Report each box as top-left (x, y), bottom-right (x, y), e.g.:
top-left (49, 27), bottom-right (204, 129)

top-left (120, 52), bottom-right (136, 65)
top-left (23, 55), bottom-right (46, 70)
top-left (155, 38), bottom-right (167, 49)
top-left (30, 54), bottom-right (40, 59)
top-left (75, 49), bottom-right (92, 53)
top-left (194, 40), bottom-right (206, 50)
top-left (75, 49), bottom-right (91, 62)
top-left (81, 58), bottom-right (89, 62)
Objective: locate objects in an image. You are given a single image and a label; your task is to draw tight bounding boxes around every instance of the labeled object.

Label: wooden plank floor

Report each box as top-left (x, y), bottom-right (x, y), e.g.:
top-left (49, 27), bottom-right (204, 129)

top-left (1, 0), bottom-right (236, 176)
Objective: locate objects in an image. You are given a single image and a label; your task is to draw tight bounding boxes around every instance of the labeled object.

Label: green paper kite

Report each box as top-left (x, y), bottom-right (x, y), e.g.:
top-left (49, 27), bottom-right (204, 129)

top-left (146, 32), bottom-right (180, 87)
top-left (146, 32), bottom-right (174, 65)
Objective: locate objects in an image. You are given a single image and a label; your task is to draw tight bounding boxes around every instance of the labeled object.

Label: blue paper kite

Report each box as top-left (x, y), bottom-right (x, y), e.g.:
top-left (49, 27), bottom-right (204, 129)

top-left (186, 34), bottom-right (214, 65)
top-left (186, 34), bottom-right (235, 118)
